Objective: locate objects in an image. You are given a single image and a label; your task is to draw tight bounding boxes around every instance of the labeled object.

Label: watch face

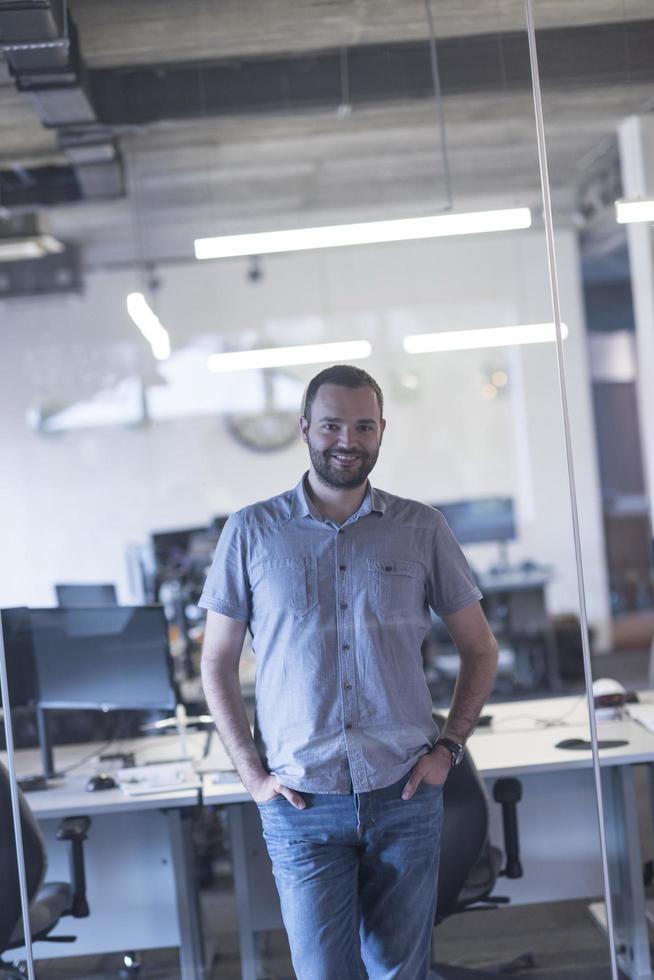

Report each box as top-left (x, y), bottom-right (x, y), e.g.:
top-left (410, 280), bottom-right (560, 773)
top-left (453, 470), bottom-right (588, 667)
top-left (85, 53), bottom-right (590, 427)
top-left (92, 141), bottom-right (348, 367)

top-left (437, 737), bottom-right (465, 766)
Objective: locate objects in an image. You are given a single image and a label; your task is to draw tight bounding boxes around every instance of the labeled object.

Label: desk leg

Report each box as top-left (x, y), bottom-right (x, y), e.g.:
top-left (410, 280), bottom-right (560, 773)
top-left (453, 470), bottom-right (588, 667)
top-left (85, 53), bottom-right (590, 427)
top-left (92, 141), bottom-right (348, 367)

top-left (228, 804), bottom-right (260, 980)
top-left (601, 766), bottom-right (651, 980)
top-left (166, 809), bottom-right (205, 980)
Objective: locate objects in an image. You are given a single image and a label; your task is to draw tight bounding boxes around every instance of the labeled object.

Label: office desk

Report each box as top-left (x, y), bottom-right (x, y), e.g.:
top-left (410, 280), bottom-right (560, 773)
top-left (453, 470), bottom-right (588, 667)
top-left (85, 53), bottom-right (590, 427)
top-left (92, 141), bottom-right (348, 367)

top-left (203, 695), bottom-right (654, 980)
top-left (5, 737), bottom-right (205, 980)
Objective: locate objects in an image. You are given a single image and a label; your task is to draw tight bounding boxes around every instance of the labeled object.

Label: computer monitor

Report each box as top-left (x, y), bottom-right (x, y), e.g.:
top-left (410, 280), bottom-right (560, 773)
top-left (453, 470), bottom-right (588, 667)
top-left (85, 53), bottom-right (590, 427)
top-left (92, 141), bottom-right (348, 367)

top-left (29, 606), bottom-right (177, 777)
top-left (0, 607), bottom-right (39, 709)
top-left (31, 606), bottom-right (176, 711)
top-left (433, 497), bottom-right (516, 546)
top-left (55, 583), bottom-right (118, 607)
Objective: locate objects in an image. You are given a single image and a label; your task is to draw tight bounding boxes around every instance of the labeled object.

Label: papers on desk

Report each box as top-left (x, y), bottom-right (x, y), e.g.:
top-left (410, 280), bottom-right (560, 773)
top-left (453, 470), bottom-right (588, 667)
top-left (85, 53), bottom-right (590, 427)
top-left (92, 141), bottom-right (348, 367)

top-left (627, 703), bottom-right (654, 735)
top-left (116, 761), bottom-right (201, 796)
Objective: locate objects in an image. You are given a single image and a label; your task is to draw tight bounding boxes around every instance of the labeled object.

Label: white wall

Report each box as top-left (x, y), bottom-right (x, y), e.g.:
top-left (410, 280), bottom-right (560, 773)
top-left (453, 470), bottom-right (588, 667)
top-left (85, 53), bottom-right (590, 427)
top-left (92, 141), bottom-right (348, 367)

top-left (0, 228), bottom-right (610, 643)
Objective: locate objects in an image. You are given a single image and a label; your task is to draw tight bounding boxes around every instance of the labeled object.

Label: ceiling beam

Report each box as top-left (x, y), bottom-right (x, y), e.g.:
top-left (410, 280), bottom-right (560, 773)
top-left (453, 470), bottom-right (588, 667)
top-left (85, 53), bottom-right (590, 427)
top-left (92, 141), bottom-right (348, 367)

top-left (89, 19), bottom-right (654, 126)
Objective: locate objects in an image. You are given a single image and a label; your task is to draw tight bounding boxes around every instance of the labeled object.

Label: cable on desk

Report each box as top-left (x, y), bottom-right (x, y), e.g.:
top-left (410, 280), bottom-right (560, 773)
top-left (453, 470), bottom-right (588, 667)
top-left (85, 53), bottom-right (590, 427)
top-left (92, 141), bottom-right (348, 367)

top-left (489, 695), bottom-right (587, 732)
top-left (58, 711), bottom-right (133, 775)
top-left (60, 738), bottom-right (116, 775)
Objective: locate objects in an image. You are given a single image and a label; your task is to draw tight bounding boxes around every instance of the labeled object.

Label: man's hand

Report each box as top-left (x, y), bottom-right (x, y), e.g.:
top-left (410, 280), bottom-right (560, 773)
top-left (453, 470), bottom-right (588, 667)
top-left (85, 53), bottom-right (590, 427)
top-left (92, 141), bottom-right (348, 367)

top-left (401, 745), bottom-right (451, 800)
top-left (251, 772), bottom-right (306, 810)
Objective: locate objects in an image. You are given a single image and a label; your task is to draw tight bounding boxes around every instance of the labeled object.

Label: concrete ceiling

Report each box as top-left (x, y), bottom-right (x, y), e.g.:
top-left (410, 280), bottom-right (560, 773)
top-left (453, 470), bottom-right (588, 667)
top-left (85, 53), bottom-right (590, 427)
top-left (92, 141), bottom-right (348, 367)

top-left (1, 1), bottom-right (653, 270)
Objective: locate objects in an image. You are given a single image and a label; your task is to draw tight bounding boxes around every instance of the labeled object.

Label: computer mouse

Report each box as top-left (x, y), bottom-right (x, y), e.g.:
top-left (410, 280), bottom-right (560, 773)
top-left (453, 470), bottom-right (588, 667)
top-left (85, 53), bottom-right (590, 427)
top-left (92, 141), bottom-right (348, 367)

top-left (555, 738), bottom-right (591, 750)
top-left (555, 737), bottom-right (629, 751)
top-left (86, 773), bottom-right (117, 792)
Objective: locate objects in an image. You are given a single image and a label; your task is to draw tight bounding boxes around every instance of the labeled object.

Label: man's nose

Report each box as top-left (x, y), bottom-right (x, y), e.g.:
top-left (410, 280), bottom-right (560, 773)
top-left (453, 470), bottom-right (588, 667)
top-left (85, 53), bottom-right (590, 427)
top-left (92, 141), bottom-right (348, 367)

top-left (336, 429), bottom-right (358, 448)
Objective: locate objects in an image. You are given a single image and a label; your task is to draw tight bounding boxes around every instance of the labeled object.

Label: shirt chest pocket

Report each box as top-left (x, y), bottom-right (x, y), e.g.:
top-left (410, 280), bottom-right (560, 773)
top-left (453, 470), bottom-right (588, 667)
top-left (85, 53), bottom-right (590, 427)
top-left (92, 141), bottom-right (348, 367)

top-left (367, 558), bottom-right (422, 625)
top-left (258, 557), bottom-right (319, 619)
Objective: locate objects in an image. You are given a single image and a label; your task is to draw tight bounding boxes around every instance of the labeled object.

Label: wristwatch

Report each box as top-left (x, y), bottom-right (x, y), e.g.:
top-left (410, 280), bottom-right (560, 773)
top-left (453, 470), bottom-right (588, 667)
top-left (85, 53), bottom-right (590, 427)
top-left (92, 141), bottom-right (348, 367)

top-left (434, 735), bottom-right (465, 767)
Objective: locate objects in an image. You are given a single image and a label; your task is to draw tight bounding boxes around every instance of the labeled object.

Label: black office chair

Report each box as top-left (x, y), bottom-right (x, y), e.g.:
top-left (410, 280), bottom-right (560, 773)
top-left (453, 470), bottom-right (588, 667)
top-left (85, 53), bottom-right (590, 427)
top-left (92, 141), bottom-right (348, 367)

top-left (0, 762), bottom-right (91, 979)
top-left (431, 714), bottom-right (530, 979)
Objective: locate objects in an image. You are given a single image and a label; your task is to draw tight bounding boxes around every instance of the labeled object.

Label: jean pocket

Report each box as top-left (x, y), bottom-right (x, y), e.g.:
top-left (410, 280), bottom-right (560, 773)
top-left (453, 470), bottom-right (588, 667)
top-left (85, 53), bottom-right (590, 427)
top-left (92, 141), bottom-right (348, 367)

top-left (259, 557), bottom-right (319, 618)
top-left (256, 794), bottom-right (286, 808)
top-left (367, 558), bottom-right (420, 625)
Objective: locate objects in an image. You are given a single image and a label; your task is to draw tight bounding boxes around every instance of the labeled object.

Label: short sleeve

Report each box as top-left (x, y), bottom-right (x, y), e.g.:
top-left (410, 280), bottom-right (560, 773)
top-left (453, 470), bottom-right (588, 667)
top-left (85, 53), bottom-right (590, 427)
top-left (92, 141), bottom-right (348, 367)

top-left (198, 513), bottom-right (251, 622)
top-left (427, 510), bottom-right (483, 616)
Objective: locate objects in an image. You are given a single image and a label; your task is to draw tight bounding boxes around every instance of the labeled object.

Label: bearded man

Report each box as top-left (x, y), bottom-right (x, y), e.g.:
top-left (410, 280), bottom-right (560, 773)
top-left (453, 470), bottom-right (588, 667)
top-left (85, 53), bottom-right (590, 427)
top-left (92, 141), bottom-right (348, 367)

top-left (200, 363), bottom-right (498, 979)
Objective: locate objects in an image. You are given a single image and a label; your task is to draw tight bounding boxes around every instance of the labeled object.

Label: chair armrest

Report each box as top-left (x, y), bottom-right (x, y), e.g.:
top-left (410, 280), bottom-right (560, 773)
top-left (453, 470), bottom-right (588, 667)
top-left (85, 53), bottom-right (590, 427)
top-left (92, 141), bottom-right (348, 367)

top-left (56, 815), bottom-right (91, 917)
top-left (493, 778), bottom-right (523, 879)
top-left (56, 816), bottom-right (90, 842)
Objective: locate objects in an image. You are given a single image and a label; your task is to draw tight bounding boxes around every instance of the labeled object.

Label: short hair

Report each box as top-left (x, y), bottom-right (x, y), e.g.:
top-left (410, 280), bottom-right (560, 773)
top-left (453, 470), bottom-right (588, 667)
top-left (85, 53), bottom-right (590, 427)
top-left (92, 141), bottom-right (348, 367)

top-left (302, 364), bottom-right (384, 422)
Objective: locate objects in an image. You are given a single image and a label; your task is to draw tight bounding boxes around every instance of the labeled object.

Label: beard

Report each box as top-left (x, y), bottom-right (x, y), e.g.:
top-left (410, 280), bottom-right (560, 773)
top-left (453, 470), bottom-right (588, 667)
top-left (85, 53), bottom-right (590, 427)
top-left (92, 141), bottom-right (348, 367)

top-left (307, 438), bottom-right (379, 490)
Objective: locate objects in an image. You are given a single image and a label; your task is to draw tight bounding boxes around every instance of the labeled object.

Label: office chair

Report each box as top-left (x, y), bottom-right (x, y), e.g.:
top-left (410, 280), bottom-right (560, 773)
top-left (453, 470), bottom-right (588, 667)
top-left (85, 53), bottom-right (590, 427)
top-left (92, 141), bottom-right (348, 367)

top-left (0, 761), bottom-right (91, 979)
top-left (431, 714), bottom-right (529, 979)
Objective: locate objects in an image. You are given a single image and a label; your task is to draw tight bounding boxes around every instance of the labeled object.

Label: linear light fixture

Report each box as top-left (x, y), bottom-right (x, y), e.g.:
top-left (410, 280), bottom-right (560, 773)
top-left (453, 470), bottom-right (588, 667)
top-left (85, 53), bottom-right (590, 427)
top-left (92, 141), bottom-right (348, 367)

top-left (615, 198), bottom-right (654, 224)
top-left (207, 340), bottom-right (372, 373)
top-left (126, 293), bottom-right (171, 361)
top-left (195, 208), bottom-right (532, 260)
top-left (403, 322), bottom-right (569, 354)
top-left (0, 234), bottom-right (64, 262)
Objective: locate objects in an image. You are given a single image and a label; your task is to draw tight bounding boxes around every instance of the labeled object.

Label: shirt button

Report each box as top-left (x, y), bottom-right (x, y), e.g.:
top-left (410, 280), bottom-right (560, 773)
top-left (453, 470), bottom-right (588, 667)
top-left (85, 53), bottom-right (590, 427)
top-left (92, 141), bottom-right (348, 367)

top-left (340, 602), bottom-right (348, 610)
top-left (345, 723), bottom-right (352, 730)
top-left (385, 565), bottom-right (392, 571)
top-left (339, 564), bottom-right (347, 571)
top-left (338, 529), bottom-right (344, 536)
top-left (343, 643), bottom-right (350, 650)
top-left (344, 683), bottom-right (352, 690)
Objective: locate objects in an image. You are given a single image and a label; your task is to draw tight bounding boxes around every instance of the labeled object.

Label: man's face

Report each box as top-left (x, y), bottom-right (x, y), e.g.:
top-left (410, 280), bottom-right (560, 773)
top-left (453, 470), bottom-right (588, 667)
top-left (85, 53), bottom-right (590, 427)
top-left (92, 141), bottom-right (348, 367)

top-left (300, 383), bottom-right (385, 490)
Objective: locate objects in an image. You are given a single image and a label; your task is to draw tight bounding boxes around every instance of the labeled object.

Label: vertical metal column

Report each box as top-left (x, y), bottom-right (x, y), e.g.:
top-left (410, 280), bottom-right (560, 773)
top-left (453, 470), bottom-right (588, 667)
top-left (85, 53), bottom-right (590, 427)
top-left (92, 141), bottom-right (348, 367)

top-left (523, 2), bottom-right (619, 977)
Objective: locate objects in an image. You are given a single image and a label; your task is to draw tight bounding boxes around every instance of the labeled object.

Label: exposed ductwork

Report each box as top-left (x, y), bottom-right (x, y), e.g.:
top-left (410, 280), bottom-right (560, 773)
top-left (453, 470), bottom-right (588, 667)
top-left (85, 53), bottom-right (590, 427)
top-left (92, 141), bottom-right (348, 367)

top-left (0, 0), bottom-right (124, 203)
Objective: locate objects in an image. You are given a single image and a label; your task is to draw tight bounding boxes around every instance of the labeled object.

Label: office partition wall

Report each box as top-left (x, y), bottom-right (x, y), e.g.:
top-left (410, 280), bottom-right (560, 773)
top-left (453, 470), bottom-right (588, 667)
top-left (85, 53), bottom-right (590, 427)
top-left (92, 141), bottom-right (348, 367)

top-left (535, 3), bottom-right (654, 978)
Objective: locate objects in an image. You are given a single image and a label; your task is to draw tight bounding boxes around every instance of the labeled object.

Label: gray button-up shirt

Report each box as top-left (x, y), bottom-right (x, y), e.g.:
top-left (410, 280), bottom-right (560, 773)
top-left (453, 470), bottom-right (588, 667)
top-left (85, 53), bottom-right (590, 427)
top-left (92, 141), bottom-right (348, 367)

top-left (199, 475), bottom-right (482, 793)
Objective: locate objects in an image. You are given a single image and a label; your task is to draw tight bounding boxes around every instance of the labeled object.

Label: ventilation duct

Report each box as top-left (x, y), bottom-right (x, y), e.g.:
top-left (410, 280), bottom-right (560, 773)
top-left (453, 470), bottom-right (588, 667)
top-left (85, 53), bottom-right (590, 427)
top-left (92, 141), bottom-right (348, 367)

top-left (0, 0), bottom-right (124, 201)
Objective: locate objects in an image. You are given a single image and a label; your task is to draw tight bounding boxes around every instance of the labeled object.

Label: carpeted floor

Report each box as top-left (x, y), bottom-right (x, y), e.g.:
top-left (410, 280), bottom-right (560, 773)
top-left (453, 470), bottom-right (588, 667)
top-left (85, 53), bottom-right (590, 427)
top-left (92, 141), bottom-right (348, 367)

top-left (19, 895), bottom-right (624, 979)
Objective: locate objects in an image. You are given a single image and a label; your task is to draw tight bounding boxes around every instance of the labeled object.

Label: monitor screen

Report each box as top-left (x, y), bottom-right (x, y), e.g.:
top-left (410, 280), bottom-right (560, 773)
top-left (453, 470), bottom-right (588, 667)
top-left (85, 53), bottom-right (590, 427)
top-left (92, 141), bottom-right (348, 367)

top-left (0, 607), bottom-right (39, 708)
top-left (29, 606), bottom-right (176, 711)
top-left (55, 583), bottom-right (117, 607)
top-left (433, 497), bottom-right (516, 545)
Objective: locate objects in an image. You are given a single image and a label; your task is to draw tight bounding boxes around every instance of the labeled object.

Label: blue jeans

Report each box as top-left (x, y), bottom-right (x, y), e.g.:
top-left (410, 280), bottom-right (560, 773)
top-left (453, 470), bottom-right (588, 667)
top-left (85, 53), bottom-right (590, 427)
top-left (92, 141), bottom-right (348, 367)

top-left (257, 777), bottom-right (444, 980)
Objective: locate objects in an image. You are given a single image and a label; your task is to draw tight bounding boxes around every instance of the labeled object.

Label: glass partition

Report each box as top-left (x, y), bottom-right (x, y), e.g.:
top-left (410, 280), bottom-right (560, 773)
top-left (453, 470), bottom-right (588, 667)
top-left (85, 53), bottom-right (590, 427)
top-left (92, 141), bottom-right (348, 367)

top-left (0, 1), bottom-right (617, 977)
top-left (536, 1), bottom-right (654, 977)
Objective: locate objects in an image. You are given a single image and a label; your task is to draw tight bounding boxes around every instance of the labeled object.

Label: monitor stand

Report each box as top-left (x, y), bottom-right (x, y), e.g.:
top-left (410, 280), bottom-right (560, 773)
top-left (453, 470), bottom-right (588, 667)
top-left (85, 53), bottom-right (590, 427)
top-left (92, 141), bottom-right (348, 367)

top-left (36, 705), bottom-right (61, 781)
top-left (496, 540), bottom-right (510, 572)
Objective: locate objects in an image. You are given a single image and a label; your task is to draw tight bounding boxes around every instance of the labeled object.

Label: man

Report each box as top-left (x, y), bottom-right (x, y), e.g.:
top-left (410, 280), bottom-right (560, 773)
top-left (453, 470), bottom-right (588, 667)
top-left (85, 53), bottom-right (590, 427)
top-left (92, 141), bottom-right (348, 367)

top-left (200, 364), bottom-right (498, 979)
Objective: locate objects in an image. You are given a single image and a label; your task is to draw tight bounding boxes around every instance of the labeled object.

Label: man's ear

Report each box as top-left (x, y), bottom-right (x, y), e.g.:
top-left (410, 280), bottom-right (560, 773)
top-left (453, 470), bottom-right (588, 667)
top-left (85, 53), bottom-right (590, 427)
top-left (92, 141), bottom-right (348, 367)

top-left (379, 418), bottom-right (386, 443)
top-left (299, 416), bottom-right (309, 443)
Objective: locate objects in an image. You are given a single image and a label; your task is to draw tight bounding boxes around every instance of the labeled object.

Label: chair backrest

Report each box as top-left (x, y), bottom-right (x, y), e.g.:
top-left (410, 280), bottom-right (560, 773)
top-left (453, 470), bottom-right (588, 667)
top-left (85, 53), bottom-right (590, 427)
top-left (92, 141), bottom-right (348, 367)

top-left (434, 717), bottom-right (493, 921)
top-left (0, 762), bottom-right (46, 953)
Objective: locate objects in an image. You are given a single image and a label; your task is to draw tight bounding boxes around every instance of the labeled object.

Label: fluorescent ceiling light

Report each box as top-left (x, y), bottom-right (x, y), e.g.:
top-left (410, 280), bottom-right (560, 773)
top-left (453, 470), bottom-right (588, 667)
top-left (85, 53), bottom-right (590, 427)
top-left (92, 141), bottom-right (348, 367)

top-left (0, 234), bottom-right (64, 262)
top-left (403, 322), bottom-right (569, 354)
top-left (126, 293), bottom-right (171, 361)
top-left (195, 208), bottom-right (532, 260)
top-left (615, 199), bottom-right (654, 224)
top-left (207, 340), bottom-right (372, 373)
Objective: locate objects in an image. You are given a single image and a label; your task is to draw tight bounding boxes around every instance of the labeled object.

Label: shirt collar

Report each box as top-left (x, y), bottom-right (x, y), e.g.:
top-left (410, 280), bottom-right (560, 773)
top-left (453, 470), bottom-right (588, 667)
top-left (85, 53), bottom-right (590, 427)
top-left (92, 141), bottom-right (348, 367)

top-left (289, 472), bottom-right (386, 522)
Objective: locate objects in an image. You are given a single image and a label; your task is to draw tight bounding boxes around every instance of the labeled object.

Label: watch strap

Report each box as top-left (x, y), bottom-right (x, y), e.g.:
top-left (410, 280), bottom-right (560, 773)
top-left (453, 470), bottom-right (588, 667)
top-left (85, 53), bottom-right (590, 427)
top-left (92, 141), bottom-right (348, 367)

top-left (435, 735), bottom-right (465, 767)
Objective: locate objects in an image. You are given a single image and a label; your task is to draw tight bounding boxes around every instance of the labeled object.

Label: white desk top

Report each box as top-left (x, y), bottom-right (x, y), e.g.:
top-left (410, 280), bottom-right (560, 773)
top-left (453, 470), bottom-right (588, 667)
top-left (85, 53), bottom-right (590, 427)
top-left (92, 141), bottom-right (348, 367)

top-left (200, 693), bottom-right (654, 805)
top-left (8, 694), bottom-right (654, 813)
top-left (4, 732), bottom-right (209, 817)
